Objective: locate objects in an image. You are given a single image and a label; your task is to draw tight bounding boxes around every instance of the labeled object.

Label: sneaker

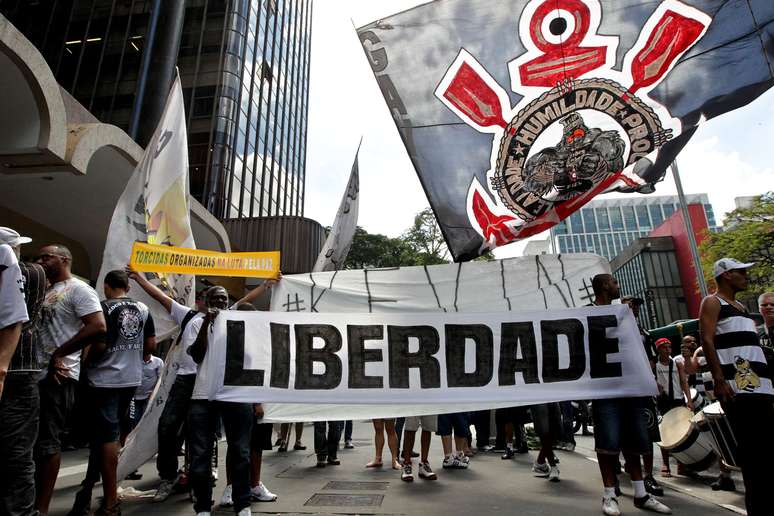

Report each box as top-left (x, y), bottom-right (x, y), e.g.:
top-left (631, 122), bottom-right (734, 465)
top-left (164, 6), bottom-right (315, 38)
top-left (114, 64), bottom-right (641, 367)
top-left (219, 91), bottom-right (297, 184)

top-left (250, 482), bottom-right (278, 502)
top-left (195, 513), bottom-right (211, 516)
top-left (236, 508), bottom-right (250, 516)
top-left (548, 466), bottom-right (560, 482)
top-left (455, 455), bottom-right (469, 469)
top-left (633, 495), bottom-right (672, 514)
top-left (219, 484), bottom-right (233, 507)
top-left (125, 471), bottom-right (143, 481)
top-left (501, 448), bottom-right (515, 460)
top-left (564, 442), bottom-right (576, 452)
top-left (602, 497), bottom-right (621, 516)
top-left (418, 462), bottom-right (437, 480)
top-left (153, 480), bottom-right (175, 502)
top-left (344, 440), bottom-right (354, 449)
top-left (532, 461), bottom-right (550, 477)
top-left (401, 462), bottom-right (414, 482)
top-left (293, 442), bottom-right (306, 451)
top-left (316, 456), bottom-right (327, 468)
top-left (327, 458), bottom-right (341, 466)
top-left (644, 476), bottom-right (664, 497)
top-left (67, 487), bottom-right (92, 516)
top-left (711, 475), bottom-right (735, 491)
top-left (442, 456), bottom-right (455, 469)
top-left (477, 445), bottom-right (494, 452)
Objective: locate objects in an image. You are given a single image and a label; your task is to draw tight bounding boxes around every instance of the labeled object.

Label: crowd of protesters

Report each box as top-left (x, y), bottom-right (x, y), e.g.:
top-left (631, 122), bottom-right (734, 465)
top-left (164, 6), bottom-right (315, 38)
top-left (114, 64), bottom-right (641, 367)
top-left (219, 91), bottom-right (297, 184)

top-left (1, 224), bottom-right (773, 516)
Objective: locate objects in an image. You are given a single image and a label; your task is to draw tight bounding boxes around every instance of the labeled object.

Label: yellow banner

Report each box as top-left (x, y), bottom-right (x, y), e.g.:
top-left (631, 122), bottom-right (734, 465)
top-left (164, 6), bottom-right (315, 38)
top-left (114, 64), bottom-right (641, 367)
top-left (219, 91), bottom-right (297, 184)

top-left (130, 242), bottom-right (280, 278)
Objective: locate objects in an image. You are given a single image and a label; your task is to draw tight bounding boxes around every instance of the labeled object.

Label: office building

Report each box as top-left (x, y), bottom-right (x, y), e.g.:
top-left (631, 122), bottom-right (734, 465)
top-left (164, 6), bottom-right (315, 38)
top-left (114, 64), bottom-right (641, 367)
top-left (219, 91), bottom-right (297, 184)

top-left (2, 0), bottom-right (313, 221)
top-left (550, 194), bottom-right (717, 260)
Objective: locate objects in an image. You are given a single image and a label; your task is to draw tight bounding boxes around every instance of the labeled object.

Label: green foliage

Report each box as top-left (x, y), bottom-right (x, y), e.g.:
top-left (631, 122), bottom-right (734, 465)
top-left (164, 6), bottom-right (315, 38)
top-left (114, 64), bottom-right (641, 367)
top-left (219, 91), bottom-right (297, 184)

top-left (699, 193), bottom-right (774, 298)
top-left (344, 208), bottom-right (453, 268)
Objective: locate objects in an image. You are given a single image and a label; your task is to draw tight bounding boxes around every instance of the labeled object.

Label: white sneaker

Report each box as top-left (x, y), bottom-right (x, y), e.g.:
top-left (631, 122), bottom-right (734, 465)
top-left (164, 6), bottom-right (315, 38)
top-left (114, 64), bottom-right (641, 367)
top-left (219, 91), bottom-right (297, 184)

top-left (418, 462), bottom-right (437, 480)
top-left (532, 461), bottom-right (550, 477)
top-left (236, 508), bottom-right (251, 516)
top-left (196, 513), bottom-right (211, 516)
top-left (602, 497), bottom-right (621, 516)
top-left (219, 484), bottom-right (233, 507)
top-left (250, 482), bottom-right (278, 502)
top-left (153, 480), bottom-right (175, 502)
top-left (634, 495), bottom-right (672, 514)
top-left (548, 466), bottom-right (560, 482)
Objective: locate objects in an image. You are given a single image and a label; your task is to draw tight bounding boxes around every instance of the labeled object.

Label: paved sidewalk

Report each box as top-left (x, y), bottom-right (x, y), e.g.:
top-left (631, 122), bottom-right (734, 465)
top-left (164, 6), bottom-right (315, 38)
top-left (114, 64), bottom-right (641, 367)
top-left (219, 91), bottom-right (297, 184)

top-left (49, 422), bottom-right (744, 516)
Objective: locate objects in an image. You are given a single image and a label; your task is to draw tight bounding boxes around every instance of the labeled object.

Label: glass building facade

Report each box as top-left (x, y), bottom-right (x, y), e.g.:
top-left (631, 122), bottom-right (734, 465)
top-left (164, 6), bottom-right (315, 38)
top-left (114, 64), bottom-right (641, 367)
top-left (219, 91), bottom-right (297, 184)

top-left (1, 0), bottom-right (312, 220)
top-left (611, 237), bottom-right (690, 329)
top-left (550, 194), bottom-right (717, 260)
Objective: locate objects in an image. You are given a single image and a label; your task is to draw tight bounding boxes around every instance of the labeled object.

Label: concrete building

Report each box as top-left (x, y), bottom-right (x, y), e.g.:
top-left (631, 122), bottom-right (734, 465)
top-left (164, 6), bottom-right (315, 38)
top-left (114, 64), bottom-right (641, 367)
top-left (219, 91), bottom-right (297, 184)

top-left (0, 14), bottom-right (230, 280)
top-left (550, 194), bottom-right (718, 261)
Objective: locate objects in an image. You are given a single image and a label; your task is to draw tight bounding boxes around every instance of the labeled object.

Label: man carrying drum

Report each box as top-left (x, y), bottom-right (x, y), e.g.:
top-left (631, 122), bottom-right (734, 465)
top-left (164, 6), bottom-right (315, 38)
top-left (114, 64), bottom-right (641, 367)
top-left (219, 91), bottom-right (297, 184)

top-left (699, 258), bottom-right (774, 516)
top-left (653, 338), bottom-right (692, 478)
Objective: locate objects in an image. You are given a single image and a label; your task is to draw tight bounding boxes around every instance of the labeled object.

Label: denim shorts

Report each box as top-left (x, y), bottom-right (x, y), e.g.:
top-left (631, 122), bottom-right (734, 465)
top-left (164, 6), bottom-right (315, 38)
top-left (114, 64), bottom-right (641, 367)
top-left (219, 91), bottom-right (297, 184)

top-left (35, 377), bottom-right (77, 457)
top-left (436, 412), bottom-right (469, 437)
top-left (86, 386), bottom-right (136, 444)
top-left (592, 397), bottom-right (652, 455)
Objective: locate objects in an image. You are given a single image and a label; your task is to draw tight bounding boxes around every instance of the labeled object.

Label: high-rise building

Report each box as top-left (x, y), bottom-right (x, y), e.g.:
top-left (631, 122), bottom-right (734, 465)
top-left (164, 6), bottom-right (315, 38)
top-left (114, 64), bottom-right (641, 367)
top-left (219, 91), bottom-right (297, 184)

top-left (550, 194), bottom-right (717, 260)
top-left (2, 0), bottom-right (312, 221)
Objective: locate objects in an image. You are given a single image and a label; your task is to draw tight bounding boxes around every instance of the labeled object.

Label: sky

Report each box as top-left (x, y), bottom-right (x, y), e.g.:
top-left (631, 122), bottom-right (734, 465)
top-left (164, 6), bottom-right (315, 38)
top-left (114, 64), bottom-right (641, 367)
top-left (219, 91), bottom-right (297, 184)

top-left (304, 0), bottom-right (774, 259)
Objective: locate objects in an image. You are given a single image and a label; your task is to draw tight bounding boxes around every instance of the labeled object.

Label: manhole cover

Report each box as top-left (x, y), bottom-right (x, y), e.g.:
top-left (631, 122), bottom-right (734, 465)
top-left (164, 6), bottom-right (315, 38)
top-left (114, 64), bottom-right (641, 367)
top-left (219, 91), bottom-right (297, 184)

top-left (304, 494), bottom-right (384, 507)
top-left (324, 481), bottom-right (389, 491)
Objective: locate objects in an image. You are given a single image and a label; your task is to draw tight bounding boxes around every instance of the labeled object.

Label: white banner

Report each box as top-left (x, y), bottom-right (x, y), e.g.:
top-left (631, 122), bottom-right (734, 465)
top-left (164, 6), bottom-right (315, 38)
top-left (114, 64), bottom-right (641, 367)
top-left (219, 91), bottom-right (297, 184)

top-left (312, 145), bottom-right (360, 272)
top-left (97, 74), bottom-right (195, 339)
top-left (194, 305), bottom-right (656, 414)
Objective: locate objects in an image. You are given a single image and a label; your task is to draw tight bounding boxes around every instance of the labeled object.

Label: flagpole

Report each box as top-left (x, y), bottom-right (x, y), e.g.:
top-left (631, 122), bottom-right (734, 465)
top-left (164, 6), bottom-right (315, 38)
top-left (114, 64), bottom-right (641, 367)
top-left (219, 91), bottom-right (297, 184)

top-left (670, 160), bottom-right (708, 297)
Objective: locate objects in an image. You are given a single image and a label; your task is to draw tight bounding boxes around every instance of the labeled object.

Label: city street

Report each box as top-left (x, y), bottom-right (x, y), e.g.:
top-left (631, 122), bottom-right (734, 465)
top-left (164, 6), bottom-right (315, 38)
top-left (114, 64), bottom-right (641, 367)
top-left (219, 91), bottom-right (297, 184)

top-left (48, 422), bottom-right (746, 516)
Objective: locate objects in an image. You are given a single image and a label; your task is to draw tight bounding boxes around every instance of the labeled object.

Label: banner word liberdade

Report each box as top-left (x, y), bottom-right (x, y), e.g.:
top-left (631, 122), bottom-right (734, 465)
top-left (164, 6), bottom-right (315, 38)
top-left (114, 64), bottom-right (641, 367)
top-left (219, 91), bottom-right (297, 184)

top-left (130, 242), bottom-right (280, 278)
top-left (194, 304), bottom-right (657, 405)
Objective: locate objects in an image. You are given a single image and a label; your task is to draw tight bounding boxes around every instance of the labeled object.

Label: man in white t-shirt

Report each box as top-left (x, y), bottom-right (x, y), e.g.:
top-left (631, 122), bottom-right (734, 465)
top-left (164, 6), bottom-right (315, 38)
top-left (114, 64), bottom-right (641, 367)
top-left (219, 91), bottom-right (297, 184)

top-left (33, 244), bottom-right (105, 516)
top-left (0, 241), bottom-right (28, 397)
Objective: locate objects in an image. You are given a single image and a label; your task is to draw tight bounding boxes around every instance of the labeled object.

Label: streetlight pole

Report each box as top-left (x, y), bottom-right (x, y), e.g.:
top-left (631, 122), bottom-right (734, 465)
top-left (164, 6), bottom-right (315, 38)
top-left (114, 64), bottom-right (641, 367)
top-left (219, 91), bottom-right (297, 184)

top-left (671, 160), bottom-right (708, 297)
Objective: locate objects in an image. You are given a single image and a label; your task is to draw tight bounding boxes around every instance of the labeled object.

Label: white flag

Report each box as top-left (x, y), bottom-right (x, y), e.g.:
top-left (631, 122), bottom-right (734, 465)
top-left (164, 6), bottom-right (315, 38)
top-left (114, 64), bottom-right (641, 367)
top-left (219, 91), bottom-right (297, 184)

top-left (312, 145), bottom-right (360, 272)
top-left (97, 74), bottom-right (195, 339)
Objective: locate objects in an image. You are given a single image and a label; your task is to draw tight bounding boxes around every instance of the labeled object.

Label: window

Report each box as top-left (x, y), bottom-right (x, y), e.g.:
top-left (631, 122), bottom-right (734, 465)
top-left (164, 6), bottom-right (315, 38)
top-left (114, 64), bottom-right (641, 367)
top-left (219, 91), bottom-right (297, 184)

top-left (610, 208), bottom-right (624, 231)
top-left (582, 209), bottom-right (597, 233)
top-left (596, 208), bottom-right (610, 231)
top-left (568, 212), bottom-right (583, 234)
top-left (649, 205), bottom-right (664, 226)
top-left (636, 205), bottom-right (650, 228)
top-left (622, 206), bottom-right (637, 230)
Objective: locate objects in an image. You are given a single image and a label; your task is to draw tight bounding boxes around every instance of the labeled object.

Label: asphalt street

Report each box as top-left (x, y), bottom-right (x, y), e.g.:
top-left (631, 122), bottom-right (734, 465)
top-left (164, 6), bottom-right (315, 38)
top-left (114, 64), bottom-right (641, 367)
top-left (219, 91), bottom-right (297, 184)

top-left (48, 422), bottom-right (747, 516)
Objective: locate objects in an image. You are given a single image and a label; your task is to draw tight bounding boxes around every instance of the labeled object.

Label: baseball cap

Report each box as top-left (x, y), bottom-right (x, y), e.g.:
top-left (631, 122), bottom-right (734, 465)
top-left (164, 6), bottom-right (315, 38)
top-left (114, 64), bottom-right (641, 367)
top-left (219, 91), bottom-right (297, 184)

top-left (621, 295), bottom-right (644, 305)
top-left (713, 258), bottom-right (755, 278)
top-left (655, 337), bottom-right (672, 349)
top-left (0, 227), bottom-right (32, 247)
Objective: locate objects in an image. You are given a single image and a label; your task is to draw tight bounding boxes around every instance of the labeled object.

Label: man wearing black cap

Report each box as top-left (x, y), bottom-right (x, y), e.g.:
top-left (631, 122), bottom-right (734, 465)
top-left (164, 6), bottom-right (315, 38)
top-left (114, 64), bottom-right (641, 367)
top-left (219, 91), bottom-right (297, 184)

top-left (700, 258), bottom-right (774, 515)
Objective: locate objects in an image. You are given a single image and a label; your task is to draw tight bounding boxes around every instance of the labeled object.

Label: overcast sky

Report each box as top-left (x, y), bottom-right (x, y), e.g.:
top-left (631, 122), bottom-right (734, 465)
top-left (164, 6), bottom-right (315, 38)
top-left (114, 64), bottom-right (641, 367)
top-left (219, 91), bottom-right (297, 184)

top-left (304, 0), bottom-right (774, 259)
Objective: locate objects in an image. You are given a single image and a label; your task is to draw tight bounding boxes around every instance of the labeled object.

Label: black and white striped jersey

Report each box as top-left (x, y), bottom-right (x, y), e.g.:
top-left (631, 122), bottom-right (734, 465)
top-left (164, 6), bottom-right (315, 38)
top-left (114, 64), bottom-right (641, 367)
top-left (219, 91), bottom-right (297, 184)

top-left (714, 296), bottom-right (773, 397)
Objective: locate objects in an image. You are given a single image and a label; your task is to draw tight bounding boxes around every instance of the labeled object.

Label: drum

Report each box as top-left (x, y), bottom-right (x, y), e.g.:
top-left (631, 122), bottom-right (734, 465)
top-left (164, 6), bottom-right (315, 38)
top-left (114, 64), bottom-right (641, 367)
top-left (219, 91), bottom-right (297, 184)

top-left (686, 387), bottom-right (706, 413)
top-left (658, 407), bottom-right (715, 471)
top-left (701, 402), bottom-right (741, 471)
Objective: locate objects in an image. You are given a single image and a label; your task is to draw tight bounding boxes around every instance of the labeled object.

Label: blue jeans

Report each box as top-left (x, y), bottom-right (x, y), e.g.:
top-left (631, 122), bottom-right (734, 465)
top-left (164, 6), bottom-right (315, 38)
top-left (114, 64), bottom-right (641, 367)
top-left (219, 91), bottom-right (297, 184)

top-left (0, 373), bottom-right (40, 516)
top-left (559, 401), bottom-right (576, 444)
top-left (314, 421), bottom-right (343, 460)
top-left (156, 374), bottom-right (195, 480)
top-left (344, 420), bottom-right (353, 442)
top-left (189, 401), bottom-right (253, 513)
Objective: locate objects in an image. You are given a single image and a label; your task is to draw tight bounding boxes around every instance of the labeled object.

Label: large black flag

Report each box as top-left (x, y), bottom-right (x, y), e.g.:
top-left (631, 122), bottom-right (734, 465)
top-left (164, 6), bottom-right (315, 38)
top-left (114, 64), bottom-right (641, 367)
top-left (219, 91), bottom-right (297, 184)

top-left (357, 0), bottom-right (774, 261)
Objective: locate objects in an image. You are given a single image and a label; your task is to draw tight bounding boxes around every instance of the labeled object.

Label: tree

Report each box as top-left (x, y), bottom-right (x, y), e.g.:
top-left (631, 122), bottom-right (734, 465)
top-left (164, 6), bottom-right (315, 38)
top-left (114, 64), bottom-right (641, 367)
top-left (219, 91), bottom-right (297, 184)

top-left (401, 207), bottom-right (450, 265)
top-left (344, 227), bottom-right (418, 269)
top-left (700, 193), bottom-right (774, 299)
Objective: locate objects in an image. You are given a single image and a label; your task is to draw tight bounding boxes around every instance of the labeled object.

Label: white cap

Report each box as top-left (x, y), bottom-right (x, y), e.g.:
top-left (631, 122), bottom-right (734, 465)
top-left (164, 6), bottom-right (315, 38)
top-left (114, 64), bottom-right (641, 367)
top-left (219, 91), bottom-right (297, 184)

top-left (713, 257), bottom-right (755, 278)
top-left (0, 227), bottom-right (32, 247)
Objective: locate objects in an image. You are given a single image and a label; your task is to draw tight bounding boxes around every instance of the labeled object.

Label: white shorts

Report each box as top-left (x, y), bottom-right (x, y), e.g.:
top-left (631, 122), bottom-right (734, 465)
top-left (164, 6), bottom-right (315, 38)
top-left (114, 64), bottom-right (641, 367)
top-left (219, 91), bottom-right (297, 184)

top-left (404, 415), bottom-right (438, 432)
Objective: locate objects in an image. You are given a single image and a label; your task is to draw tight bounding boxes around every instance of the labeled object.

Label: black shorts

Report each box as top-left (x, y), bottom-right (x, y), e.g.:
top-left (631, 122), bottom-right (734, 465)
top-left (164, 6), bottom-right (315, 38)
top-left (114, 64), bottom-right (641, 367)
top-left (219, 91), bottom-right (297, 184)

top-left (35, 377), bottom-right (77, 457)
top-left (252, 421), bottom-right (273, 451)
top-left (530, 403), bottom-right (562, 437)
top-left (86, 386), bottom-right (136, 444)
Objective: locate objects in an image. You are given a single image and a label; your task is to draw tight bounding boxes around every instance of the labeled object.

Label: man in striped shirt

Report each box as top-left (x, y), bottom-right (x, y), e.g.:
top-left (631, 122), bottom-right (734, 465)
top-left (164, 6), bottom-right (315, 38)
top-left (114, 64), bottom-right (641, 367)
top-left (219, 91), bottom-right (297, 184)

top-left (699, 258), bottom-right (774, 516)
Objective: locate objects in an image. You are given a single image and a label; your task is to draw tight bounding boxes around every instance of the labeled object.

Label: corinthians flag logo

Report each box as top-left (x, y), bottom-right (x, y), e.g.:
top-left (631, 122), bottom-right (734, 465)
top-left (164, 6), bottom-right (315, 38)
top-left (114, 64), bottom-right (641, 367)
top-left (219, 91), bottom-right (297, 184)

top-left (435, 0), bottom-right (710, 249)
top-left (359, 0), bottom-right (774, 261)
